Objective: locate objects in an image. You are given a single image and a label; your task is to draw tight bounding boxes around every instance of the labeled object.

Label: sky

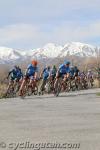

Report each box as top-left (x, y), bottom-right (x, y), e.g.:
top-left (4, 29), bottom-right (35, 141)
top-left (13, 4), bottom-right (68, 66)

top-left (0, 0), bottom-right (100, 49)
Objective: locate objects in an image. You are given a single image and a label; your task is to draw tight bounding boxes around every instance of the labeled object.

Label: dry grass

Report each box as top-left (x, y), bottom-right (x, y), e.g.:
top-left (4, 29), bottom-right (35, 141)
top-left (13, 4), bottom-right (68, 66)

top-left (95, 79), bottom-right (100, 96)
top-left (0, 83), bottom-right (7, 98)
top-left (94, 79), bottom-right (100, 88)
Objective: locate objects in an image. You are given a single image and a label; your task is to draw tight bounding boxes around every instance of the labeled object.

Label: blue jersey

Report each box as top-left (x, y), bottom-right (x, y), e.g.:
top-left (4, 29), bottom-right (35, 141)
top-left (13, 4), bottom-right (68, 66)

top-left (43, 69), bottom-right (50, 80)
top-left (9, 68), bottom-right (19, 79)
top-left (17, 69), bottom-right (23, 79)
top-left (59, 64), bottom-right (70, 74)
top-left (70, 69), bottom-right (75, 77)
top-left (74, 67), bottom-right (79, 76)
top-left (27, 64), bottom-right (38, 76)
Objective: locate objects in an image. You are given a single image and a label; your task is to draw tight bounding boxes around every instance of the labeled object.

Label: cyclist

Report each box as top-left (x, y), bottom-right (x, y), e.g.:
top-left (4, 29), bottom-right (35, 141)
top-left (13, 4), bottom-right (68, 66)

top-left (72, 66), bottom-right (80, 89)
top-left (70, 66), bottom-right (75, 78)
top-left (54, 60), bottom-right (71, 90)
top-left (50, 65), bottom-right (57, 80)
top-left (87, 70), bottom-right (94, 79)
top-left (79, 71), bottom-right (88, 88)
top-left (74, 66), bottom-right (80, 77)
top-left (16, 66), bottom-right (23, 81)
top-left (39, 66), bottom-right (51, 92)
top-left (6, 65), bottom-right (23, 93)
top-left (19, 60), bottom-right (38, 96)
top-left (79, 71), bottom-right (86, 81)
top-left (87, 69), bottom-right (94, 87)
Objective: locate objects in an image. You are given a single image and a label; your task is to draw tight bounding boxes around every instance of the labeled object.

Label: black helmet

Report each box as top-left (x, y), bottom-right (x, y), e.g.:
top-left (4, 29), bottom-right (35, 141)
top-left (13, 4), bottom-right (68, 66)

top-left (14, 65), bottom-right (18, 69)
top-left (47, 66), bottom-right (51, 70)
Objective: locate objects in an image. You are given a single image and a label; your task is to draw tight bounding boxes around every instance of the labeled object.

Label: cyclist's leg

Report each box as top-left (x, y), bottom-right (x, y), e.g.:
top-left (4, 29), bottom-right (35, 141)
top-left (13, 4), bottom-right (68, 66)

top-left (13, 78), bottom-right (19, 89)
top-left (41, 78), bottom-right (47, 91)
top-left (54, 71), bottom-right (61, 89)
top-left (54, 72), bottom-right (63, 95)
top-left (19, 76), bottom-right (27, 96)
top-left (62, 74), bottom-right (69, 91)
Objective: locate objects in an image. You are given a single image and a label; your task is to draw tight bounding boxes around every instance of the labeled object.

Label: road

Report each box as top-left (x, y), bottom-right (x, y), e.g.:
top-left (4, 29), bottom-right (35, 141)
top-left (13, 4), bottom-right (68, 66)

top-left (0, 88), bottom-right (100, 150)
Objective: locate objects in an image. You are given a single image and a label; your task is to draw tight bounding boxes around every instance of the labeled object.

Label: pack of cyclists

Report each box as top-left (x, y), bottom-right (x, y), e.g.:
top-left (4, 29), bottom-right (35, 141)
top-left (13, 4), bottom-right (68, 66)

top-left (5, 59), bottom-right (95, 97)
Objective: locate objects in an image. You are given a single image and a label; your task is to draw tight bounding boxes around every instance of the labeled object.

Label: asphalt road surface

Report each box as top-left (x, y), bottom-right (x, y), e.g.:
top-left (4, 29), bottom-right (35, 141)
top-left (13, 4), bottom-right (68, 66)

top-left (0, 88), bottom-right (100, 150)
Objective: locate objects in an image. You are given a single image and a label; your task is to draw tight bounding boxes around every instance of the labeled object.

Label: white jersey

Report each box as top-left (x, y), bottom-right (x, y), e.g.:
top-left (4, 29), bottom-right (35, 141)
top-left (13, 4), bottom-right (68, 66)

top-left (87, 72), bottom-right (93, 79)
top-left (79, 72), bottom-right (86, 79)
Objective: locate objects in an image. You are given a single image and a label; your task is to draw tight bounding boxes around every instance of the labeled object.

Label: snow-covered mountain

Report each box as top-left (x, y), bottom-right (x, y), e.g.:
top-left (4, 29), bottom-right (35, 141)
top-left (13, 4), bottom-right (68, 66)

top-left (0, 42), bottom-right (99, 64)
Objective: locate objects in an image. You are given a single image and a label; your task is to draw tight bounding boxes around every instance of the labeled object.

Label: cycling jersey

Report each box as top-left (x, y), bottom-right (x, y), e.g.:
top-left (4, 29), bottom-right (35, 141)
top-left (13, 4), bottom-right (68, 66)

top-left (42, 68), bottom-right (50, 80)
top-left (26, 64), bottom-right (38, 77)
top-left (87, 72), bottom-right (93, 79)
top-left (70, 69), bottom-right (75, 77)
top-left (50, 68), bottom-right (57, 77)
top-left (59, 64), bottom-right (70, 74)
top-left (79, 72), bottom-right (86, 79)
top-left (74, 68), bottom-right (79, 76)
top-left (8, 68), bottom-right (22, 80)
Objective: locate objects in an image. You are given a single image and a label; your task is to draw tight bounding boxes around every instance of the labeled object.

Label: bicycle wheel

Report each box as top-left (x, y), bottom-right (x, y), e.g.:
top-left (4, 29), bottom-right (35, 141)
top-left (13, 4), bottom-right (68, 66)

top-left (5, 86), bottom-right (16, 98)
top-left (54, 79), bottom-right (62, 97)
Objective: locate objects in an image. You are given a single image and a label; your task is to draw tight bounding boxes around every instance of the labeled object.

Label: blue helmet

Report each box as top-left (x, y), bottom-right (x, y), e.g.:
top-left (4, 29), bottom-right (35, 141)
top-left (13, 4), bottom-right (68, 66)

top-left (64, 60), bottom-right (70, 65)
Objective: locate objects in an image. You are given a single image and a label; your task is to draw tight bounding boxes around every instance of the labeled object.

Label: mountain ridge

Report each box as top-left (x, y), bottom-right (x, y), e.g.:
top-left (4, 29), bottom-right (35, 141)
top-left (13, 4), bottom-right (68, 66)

top-left (0, 42), bottom-right (99, 64)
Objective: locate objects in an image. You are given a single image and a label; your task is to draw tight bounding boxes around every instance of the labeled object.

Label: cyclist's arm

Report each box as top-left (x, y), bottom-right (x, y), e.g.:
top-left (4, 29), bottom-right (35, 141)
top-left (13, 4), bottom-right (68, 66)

top-left (24, 68), bottom-right (28, 76)
top-left (34, 67), bottom-right (38, 79)
top-left (34, 72), bottom-right (38, 80)
top-left (7, 70), bottom-right (12, 79)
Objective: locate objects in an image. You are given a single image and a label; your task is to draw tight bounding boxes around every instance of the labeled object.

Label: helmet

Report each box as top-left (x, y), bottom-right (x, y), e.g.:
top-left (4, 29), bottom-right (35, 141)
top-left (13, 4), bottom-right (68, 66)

top-left (17, 66), bottom-right (20, 69)
top-left (74, 66), bottom-right (77, 69)
top-left (31, 60), bottom-right (38, 66)
top-left (47, 66), bottom-right (51, 70)
top-left (14, 65), bottom-right (18, 69)
top-left (53, 65), bottom-right (56, 69)
top-left (64, 60), bottom-right (70, 65)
